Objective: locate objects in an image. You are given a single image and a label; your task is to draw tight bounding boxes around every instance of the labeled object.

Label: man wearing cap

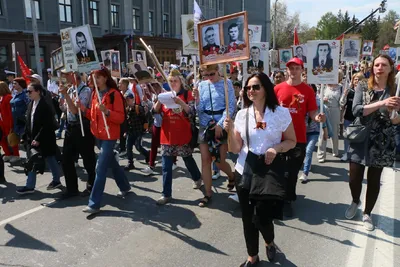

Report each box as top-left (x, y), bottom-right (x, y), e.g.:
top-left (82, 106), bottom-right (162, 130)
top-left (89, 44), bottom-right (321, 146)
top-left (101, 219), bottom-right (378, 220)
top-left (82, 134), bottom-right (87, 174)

top-left (274, 57), bottom-right (325, 217)
top-left (58, 72), bottom-right (96, 198)
top-left (5, 70), bottom-right (16, 95)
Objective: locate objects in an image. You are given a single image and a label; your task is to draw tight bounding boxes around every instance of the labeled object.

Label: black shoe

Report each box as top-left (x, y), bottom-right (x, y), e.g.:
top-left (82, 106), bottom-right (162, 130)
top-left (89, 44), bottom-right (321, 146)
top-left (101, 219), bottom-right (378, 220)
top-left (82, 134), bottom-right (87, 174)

top-left (283, 201), bottom-right (293, 218)
top-left (266, 245), bottom-right (277, 262)
top-left (47, 181), bottom-right (62, 190)
top-left (124, 163), bottom-right (135, 171)
top-left (59, 191), bottom-right (80, 199)
top-left (240, 256), bottom-right (259, 267)
top-left (81, 188), bottom-right (91, 197)
top-left (16, 187), bottom-right (35, 195)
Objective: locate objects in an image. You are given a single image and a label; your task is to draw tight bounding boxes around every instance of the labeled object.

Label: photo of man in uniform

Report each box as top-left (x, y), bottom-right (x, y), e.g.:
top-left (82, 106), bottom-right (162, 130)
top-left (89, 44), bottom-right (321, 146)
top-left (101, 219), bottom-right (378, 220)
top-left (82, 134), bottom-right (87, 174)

top-left (184, 19), bottom-right (198, 50)
top-left (103, 51), bottom-right (111, 68)
top-left (281, 50), bottom-right (291, 63)
top-left (202, 26), bottom-right (220, 52)
top-left (75, 31), bottom-right (96, 64)
top-left (313, 43), bottom-right (333, 69)
top-left (227, 23), bottom-right (244, 46)
top-left (112, 53), bottom-right (119, 72)
top-left (294, 46), bottom-right (307, 63)
top-left (248, 28), bottom-right (254, 42)
top-left (362, 41), bottom-right (373, 55)
top-left (247, 46), bottom-right (264, 74)
top-left (344, 40), bottom-right (359, 57)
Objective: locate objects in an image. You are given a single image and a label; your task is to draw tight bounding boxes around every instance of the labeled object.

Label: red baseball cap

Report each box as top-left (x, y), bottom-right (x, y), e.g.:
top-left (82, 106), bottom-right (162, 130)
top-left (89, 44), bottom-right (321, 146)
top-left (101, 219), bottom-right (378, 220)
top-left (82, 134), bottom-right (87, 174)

top-left (286, 57), bottom-right (304, 68)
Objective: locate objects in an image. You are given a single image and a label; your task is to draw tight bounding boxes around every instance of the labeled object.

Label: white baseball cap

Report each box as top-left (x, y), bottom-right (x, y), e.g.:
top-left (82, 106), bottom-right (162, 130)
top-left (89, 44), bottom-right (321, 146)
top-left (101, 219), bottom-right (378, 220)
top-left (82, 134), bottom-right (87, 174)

top-left (27, 74), bottom-right (43, 85)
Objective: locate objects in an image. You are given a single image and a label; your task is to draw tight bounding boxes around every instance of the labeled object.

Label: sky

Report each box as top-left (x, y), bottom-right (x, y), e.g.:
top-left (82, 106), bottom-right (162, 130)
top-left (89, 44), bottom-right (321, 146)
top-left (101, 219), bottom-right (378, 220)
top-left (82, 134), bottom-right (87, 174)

top-left (283, 0), bottom-right (400, 27)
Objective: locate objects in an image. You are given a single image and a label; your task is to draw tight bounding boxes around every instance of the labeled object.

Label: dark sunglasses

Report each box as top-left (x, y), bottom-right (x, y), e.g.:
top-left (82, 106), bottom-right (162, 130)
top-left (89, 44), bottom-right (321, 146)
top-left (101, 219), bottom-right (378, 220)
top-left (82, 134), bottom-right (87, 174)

top-left (26, 90), bottom-right (33, 94)
top-left (203, 72), bottom-right (216, 77)
top-left (254, 121), bottom-right (267, 130)
top-left (244, 84), bottom-right (261, 91)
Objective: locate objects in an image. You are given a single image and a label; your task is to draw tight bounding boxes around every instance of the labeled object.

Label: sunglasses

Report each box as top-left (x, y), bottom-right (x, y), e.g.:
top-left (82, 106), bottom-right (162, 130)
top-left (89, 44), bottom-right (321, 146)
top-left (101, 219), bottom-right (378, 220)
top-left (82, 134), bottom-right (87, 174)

top-left (203, 72), bottom-right (216, 77)
top-left (244, 84), bottom-right (261, 91)
top-left (26, 90), bottom-right (33, 94)
top-left (255, 121), bottom-right (267, 130)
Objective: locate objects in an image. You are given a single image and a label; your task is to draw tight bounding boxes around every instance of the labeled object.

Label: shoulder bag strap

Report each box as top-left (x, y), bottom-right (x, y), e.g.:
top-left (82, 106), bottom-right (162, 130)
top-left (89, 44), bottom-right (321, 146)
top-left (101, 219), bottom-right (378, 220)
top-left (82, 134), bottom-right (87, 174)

top-left (246, 107), bottom-right (250, 148)
top-left (208, 83), bottom-right (214, 121)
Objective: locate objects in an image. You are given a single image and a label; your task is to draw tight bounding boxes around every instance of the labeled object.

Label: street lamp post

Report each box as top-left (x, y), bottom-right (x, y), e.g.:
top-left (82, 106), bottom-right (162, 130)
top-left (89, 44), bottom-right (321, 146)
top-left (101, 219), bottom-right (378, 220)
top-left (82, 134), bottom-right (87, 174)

top-left (273, 0), bottom-right (277, 50)
top-left (31, 0), bottom-right (42, 76)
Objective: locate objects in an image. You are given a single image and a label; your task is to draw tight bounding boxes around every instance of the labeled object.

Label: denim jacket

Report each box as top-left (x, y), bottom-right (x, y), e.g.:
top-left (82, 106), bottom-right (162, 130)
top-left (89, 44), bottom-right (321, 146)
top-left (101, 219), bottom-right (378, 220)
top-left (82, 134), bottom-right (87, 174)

top-left (10, 89), bottom-right (29, 136)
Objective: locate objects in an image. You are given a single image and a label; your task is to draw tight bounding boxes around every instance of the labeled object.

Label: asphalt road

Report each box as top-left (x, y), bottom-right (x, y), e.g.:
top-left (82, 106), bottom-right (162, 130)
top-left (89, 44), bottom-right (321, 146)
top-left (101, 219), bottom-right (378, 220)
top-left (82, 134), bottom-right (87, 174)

top-left (0, 136), bottom-right (399, 267)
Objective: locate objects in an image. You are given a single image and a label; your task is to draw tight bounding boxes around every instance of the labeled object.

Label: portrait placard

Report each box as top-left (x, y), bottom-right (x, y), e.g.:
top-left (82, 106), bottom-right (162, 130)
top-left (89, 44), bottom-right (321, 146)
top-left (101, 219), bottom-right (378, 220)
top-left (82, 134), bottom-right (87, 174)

top-left (341, 38), bottom-right (361, 62)
top-left (60, 27), bottom-right (78, 72)
top-left (182, 14), bottom-right (199, 55)
top-left (132, 50), bottom-right (147, 65)
top-left (293, 45), bottom-right (307, 64)
top-left (69, 25), bottom-right (100, 73)
top-left (278, 48), bottom-right (293, 70)
top-left (246, 42), bottom-right (269, 75)
top-left (176, 50), bottom-right (182, 60)
top-left (269, 50), bottom-right (279, 71)
top-left (388, 47), bottom-right (397, 63)
top-left (51, 47), bottom-right (64, 71)
top-left (307, 40), bottom-right (340, 84)
top-left (197, 11), bottom-right (250, 66)
top-left (361, 40), bottom-right (374, 56)
top-left (180, 56), bottom-right (188, 67)
top-left (248, 25), bottom-right (262, 42)
top-left (127, 61), bottom-right (155, 83)
top-left (101, 50), bottom-right (113, 70)
top-left (111, 51), bottom-right (121, 78)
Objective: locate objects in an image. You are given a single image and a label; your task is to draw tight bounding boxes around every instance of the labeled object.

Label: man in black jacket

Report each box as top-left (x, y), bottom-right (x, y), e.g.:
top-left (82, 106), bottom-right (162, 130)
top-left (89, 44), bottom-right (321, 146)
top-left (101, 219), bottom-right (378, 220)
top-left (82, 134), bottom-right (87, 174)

top-left (75, 32), bottom-right (96, 64)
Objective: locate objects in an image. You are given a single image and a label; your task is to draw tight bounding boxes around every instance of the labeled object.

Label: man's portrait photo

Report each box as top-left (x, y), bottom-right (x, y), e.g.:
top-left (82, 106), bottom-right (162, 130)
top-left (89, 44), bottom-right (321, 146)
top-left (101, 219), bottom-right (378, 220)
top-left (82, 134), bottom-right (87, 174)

top-left (248, 28), bottom-right (254, 42)
top-left (128, 61), bottom-right (153, 82)
top-left (343, 40), bottom-right (359, 58)
top-left (202, 25), bottom-right (220, 53)
top-left (111, 52), bottom-right (120, 72)
top-left (102, 51), bottom-right (111, 69)
top-left (247, 46), bottom-right (264, 74)
top-left (182, 15), bottom-right (198, 55)
top-left (313, 43), bottom-right (333, 69)
top-left (74, 31), bottom-right (96, 64)
top-left (226, 23), bottom-right (245, 47)
top-left (362, 40), bottom-right (373, 56)
top-left (294, 45), bottom-right (307, 63)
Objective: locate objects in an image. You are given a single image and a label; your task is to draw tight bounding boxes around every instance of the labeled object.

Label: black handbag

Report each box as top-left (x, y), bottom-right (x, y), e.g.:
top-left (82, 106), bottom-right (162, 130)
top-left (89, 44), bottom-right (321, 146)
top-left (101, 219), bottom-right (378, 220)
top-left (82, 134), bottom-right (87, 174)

top-left (343, 116), bottom-right (371, 143)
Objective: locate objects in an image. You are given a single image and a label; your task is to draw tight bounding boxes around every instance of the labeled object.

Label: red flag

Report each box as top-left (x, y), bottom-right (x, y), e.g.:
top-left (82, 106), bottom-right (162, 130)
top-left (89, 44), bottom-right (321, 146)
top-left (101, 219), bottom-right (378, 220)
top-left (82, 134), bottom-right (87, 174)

top-left (17, 53), bottom-right (31, 83)
top-left (383, 44), bottom-right (390, 50)
top-left (335, 33), bottom-right (345, 40)
top-left (293, 27), bottom-right (300, 46)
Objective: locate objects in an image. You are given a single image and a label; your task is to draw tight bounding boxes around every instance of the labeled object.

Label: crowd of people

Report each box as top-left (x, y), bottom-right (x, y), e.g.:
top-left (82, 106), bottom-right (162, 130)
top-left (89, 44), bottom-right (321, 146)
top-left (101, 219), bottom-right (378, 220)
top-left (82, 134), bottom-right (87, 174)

top-left (0, 53), bottom-right (399, 265)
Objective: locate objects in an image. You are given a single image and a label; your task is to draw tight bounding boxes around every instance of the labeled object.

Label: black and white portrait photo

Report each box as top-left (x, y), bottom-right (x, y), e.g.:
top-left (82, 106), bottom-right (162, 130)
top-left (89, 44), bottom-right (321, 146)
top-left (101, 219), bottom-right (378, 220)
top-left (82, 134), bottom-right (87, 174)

top-left (51, 47), bottom-right (64, 71)
top-left (342, 39), bottom-right (360, 62)
top-left (361, 40), bottom-right (374, 56)
top-left (101, 50), bottom-right (112, 69)
top-left (131, 50), bottom-right (147, 66)
top-left (312, 43), bottom-right (333, 69)
top-left (278, 48), bottom-right (293, 69)
top-left (111, 51), bottom-right (120, 72)
top-left (246, 42), bottom-right (269, 74)
top-left (248, 25), bottom-right (262, 42)
top-left (182, 14), bottom-right (198, 55)
top-left (127, 61), bottom-right (153, 83)
top-left (69, 25), bottom-right (99, 72)
top-left (223, 16), bottom-right (246, 48)
top-left (294, 45), bottom-right (307, 63)
top-left (201, 24), bottom-right (220, 53)
top-left (74, 32), bottom-right (96, 64)
top-left (180, 56), bottom-right (188, 67)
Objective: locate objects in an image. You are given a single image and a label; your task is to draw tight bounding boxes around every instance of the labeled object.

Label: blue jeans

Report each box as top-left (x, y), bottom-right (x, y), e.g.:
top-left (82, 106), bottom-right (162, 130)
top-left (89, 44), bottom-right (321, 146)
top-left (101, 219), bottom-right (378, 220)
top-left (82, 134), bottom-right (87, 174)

top-left (26, 156), bottom-right (60, 189)
top-left (303, 133), bottom-right (319, 176)
top-left (57, 118), bottom-right (66, 137)
top-left (88, 140), bottom-right (131, 209)
top-left (343, 120), bottom-right (352, 156)
top-left (212, 161), bottom-right (219, 173)
top-left (162, 155), bottom-right (201, 197)
top-left (126, 132), bottom-right (149, 164)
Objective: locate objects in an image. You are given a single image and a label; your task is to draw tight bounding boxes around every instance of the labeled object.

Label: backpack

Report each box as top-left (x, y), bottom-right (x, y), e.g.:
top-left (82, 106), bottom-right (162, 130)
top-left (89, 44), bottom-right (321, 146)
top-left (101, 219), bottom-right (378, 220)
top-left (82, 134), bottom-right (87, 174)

top-left (109, 89), bottom-right (128, 126)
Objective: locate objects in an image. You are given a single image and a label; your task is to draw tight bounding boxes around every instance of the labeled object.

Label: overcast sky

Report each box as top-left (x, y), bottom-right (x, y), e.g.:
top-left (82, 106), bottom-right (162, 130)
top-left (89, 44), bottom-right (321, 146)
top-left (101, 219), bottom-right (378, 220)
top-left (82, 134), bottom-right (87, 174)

top-left (283, 0), bottom-right (400, 27)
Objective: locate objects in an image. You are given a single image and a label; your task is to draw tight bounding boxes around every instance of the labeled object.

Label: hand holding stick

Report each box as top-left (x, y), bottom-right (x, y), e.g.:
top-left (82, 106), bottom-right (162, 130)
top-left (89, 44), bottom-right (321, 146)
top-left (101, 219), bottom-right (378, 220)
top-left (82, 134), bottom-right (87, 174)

top-left (92, 74), bottom-right (111, 139)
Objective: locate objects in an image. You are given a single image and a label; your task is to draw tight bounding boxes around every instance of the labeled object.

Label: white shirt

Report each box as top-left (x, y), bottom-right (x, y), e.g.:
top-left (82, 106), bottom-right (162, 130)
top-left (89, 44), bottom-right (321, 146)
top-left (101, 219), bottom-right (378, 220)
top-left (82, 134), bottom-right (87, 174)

top-left (234, 105), bottom-right (292, 175)
top-left (47, 79), bottom-right (58, 95)
top-left (396, 72), bottom-right (400, 86)
top-left (31, 99), bottom-right (40, 130)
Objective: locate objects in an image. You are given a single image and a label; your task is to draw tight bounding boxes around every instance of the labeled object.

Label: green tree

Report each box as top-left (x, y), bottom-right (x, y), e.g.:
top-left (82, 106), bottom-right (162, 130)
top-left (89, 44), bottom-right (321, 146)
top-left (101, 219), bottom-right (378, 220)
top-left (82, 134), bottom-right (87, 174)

top-left (376, 10), bottom-right (400, 50)
top-left (316, 12), bottom-right (340, 39)
top-left (299, 24), bottom-right (317, 42)
top-left (361, 11), bottom-right (379, 43)
top-left (342, 11), bottom-right (352, 33)
top-left (272, 1), bottom-right (300, 48)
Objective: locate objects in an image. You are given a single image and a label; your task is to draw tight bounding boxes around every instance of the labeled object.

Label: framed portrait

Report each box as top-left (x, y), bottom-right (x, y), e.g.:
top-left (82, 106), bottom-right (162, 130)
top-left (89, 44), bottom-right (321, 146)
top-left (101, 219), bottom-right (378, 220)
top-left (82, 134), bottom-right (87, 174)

top-left (101, 50), bottom-right (113, 70)
top-left (388, 47), bottom-right (397, 63)
top-left (248, 25), bottom-right (262, 43)
top-left (182, 14), bottom-right (199, 56)
top-left (395, 23), bottom-right (400, 45)
top-left (51, 47), bottom-right (64, 71)
top-left (278, 48), bottom-right (293, 70)
top-left (176, 50), bottom-right (182, 60)
top-left (111, 51), bottom-right (121, 78)
top-left (269, 50), bottom-right (279, 71)
top-left (293, 45), bottom-right (307, 64)
top-left (197, 11), bottom-right (250, 66)
top-left (361, 40), bottom-right (374, 56)
top-left (246, 42), bottom-right (269, 75)
top-left (60, 27), bottom-right (78, 72)
top-left (69, 24), bottom-right (100, 72)
top-left (163, 61), bottom-right (170, 71)
top-left (306, 40), bottom-right (340, 84)
top-left (132, 49), bottom-right (147, 65)
top-left (180, 56), bottom-right (188, 67)
top-left (127, 61), bottom-right (155, 83)
top-left (341, 38), bottom-right (361, 62)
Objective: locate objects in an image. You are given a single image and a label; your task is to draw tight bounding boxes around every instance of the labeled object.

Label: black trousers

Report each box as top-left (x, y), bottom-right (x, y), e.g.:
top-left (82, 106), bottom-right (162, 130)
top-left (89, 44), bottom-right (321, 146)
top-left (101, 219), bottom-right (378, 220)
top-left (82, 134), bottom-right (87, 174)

top-left (285, 143), bottom-right (306, 202)
top-left (62, 123), bottom-right (96, 193)
top-left (236, 178), bottom-right (275, 257)
top-left (119, 122), bottom-right (127, 152)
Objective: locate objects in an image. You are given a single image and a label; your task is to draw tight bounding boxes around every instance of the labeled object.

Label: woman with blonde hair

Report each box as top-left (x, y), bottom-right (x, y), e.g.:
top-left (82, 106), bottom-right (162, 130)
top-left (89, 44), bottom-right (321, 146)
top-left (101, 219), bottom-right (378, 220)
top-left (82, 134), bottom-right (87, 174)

top-left (345, 55), bottom-right (400, 231)
top-left (193, 64), bottom-right (236, 207)
top-left (152, 69), bottom-right (202, 205)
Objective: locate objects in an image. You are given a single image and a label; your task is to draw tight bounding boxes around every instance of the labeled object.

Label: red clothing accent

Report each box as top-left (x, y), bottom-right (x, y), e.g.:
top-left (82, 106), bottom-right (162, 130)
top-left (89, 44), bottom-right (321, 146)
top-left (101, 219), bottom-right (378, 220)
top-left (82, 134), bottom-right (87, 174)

top-left (160, 92), bottom-right (193, 146)
top-left (0, 94), bottom-right (13, 135)
top-left (131, 82), bottom-right (141, 105)
top-left (86, 88), bottom-right (125, 140)
top-left (274, 82), bottom-right (317, 143)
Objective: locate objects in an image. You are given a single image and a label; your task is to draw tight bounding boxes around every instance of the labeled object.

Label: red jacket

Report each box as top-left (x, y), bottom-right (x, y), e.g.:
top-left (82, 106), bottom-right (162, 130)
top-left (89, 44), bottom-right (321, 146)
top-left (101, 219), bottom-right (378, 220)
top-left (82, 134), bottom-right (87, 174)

top-left (86, 88), bottom-right (125, 140)
top-left (0, 94), bottom-right (13, 136)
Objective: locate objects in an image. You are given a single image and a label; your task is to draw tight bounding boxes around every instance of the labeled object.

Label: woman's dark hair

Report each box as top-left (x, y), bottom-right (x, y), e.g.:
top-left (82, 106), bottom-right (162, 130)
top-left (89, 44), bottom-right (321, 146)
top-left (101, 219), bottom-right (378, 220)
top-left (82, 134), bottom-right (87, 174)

top-left (273, 71), bottom-right (284, 78)
top-left (13, 77), bottom-right (27, 89)
top-left (93, 68), bottom-right (118, 89)
top-left (29, 83), bottom-right (45, 94)
top-left (243, 73), bottom-right (279, 112)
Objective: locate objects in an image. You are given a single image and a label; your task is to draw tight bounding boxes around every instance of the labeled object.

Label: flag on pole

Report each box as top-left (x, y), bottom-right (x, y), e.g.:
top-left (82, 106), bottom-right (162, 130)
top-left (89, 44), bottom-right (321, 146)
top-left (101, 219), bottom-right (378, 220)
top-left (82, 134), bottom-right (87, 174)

top-left (17, 52), bottom-right (31, 83)
top-left (293, 26), bottom-right (299, 46)
top-left (383, 44), bottom-right (390, 50)
top-left (335, 33), bottom-right (345, 40)
top-left (193, 0), bottom-right (203, 42)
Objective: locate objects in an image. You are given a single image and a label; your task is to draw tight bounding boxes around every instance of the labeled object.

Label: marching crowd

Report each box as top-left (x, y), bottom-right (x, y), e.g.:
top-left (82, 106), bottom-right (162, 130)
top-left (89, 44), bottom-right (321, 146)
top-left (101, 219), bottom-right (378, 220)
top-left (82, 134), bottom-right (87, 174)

top-left (0, 54), bottom-right (400, 265)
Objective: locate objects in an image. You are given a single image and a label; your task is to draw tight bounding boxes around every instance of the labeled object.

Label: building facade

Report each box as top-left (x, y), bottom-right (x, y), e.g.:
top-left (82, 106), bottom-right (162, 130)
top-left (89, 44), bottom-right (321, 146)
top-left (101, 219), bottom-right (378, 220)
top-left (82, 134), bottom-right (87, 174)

top-left (0, 0), bottom-right (270, 79)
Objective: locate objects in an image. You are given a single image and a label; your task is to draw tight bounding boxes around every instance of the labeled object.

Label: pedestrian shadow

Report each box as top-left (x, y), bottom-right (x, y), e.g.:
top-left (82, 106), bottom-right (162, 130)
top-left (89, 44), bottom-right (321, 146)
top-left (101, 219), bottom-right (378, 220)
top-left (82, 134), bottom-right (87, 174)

top-left (1, 223), bottom-right (57, 252)
top-left (0, 181), bottom-right (18, 204)
top-left (310, 164), bottom-right (367, 184)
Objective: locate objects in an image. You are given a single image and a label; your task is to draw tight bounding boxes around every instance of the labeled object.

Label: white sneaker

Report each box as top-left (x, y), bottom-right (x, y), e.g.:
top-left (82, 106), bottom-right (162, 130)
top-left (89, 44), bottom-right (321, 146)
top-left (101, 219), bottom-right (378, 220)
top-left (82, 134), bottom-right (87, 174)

top-left (341, 154), bottom-right (348, 161)
top-left (82, 206), bottom-right (100, 214)
top-left (345, 201), bottom-right (361, 219)
top-left (9, 156), bottom-right (20, 163)
top-left (3, 156), bottom-right (11, 162)
top-left (141, 166), bottom-right (154, 175)
top-left (318, 159), bottom-right (325, 163)
top-left (212, 172), bottom-right (220, 180)
top-left (117, 188), bottom-right (131, 198)
top-left (299, 173), bottom-right (308, 183)
top-left (172, 163), bottom-right (177, 171)
top-left (228, 194), bottom-right (239, 203)
top-left (332, 154), bottom-right (339, 157)
top-left (362, 214), bottom-right (374, 231)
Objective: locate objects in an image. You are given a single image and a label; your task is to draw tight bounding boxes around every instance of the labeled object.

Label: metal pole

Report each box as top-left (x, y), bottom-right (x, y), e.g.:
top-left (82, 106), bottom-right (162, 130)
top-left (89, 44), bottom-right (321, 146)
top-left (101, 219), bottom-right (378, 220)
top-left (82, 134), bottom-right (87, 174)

top-left (273, 0), bottom-right (277, 49)
top-left (242, 0), bottom-right (245, 11)
top-left (31, 0), bottom-right (42, 76)
top-left (81, 0), bottom-right (86, 25)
